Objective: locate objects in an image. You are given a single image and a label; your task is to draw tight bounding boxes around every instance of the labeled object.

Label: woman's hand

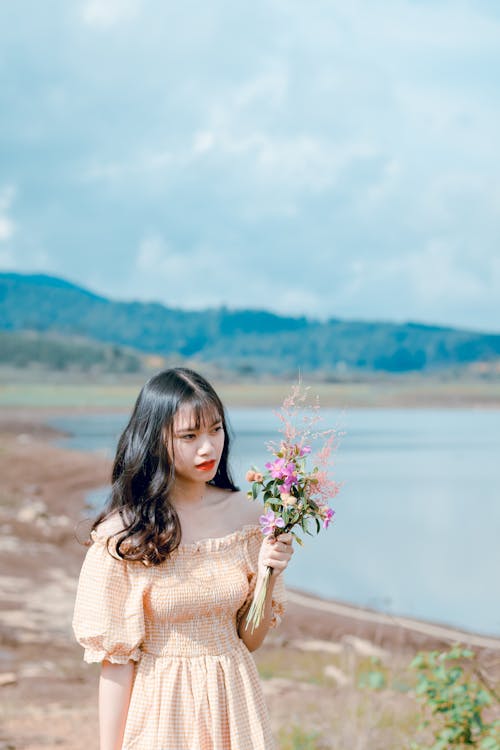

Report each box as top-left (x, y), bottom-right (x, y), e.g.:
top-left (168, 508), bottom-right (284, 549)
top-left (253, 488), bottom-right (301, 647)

top-left (239, 531), bottom-right (293, 651)
top-left (258, 532), bottom-right (294, 579)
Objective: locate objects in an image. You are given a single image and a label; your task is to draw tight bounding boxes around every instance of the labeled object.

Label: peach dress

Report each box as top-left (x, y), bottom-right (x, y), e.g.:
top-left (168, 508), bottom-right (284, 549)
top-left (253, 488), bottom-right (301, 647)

top-left (72, 522), bottom-right (286, 750)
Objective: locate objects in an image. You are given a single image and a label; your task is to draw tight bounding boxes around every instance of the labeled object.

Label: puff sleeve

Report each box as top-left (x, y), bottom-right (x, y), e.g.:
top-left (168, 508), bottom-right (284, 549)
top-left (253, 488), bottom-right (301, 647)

top-left (72, 530), bottom-right (146, 664)
top-left (237, 526), bottom-right (287, 630)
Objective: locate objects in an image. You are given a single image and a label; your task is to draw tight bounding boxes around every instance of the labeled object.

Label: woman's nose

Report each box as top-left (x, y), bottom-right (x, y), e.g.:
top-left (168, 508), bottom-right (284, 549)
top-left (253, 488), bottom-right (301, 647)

top-left (198, 435), bottom-right (213, 454)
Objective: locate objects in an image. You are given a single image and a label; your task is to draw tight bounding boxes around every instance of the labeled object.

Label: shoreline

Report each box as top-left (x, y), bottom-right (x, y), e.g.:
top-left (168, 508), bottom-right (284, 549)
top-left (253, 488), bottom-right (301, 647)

top-left (1, 375), bottom-right (500, 412)
top-left (286, 589), bottom-right (500, 652)
top-left (1, 407), bottom-right (498, 650)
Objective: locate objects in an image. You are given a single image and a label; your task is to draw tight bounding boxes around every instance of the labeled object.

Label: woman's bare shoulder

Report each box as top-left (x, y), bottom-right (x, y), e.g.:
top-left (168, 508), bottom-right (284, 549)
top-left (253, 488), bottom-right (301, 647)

top-left (229, 489), bottom-right (262, 528)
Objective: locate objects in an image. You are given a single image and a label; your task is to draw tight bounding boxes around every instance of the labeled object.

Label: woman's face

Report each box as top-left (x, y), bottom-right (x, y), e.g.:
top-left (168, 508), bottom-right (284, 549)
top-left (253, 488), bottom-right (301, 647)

top-left (169, 404), bottom-right (225, 483)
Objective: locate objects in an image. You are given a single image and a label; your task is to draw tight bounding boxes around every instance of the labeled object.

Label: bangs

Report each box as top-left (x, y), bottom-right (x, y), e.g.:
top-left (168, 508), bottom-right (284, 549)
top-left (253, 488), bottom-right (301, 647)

top-left (182, 392), bottom-right (223, 430)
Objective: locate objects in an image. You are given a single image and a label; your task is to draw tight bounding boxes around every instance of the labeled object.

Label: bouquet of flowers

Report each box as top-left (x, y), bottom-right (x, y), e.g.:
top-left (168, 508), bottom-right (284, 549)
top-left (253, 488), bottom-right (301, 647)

top-left (245, 383), bottom-right (341, 632)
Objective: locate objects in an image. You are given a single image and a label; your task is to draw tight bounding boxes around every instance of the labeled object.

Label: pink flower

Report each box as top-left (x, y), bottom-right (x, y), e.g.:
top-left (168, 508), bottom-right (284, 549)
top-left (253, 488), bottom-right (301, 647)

top-left (323, 508), bottom-right (335, 529)
top-left (246, 469), bottom-right (264, 483)
top-left (266, 457), bottom-right (299, 491)
top-left (265, 457), bottom-right (287, 478)
top-left (283, 462), bottom-right (298, 491)
top-left (299, 445), bottom-right (312, 456)
top-left (259, 509), bottom-right (286, 536)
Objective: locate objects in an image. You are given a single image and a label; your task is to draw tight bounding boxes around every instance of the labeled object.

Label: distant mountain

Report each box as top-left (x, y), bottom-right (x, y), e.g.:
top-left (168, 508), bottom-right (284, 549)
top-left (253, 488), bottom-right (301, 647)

top-left (0, 329), bottom-right (143, 373)
top-left (1, 272), bottom-right (500, 374)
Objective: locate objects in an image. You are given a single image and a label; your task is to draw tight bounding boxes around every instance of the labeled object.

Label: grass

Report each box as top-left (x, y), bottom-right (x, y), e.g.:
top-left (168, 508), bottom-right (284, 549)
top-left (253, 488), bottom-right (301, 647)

top-left (0, 376), bottom-right (499, 411)
top-left (256, 643), bottom-right (428, 749)
top-left (278, 725), bottom-right (323, 749)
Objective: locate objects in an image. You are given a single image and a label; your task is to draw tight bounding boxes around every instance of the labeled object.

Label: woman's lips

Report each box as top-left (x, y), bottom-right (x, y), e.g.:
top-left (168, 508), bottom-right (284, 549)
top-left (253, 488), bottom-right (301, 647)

top-left (195, 460), bottom-right (216, 471)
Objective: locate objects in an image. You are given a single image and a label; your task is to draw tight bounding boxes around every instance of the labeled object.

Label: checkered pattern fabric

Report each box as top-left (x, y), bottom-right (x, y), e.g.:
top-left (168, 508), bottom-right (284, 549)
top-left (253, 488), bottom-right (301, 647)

top-left (72, 523), bottom-right (286, 750)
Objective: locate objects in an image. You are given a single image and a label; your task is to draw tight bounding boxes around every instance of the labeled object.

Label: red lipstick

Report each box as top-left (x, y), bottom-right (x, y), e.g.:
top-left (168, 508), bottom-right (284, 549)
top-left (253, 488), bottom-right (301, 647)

top-left (196, 460), bottom-right (216, 471)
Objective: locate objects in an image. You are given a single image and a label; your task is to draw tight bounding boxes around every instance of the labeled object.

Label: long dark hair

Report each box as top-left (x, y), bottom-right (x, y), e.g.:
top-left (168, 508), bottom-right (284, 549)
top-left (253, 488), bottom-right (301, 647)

top-left (92, 367), bottom-right (238, 565)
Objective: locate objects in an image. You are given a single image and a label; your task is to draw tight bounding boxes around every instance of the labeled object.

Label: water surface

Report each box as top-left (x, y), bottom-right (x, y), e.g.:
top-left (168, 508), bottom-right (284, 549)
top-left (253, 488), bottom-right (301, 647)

top-left (50, 407), bottom-right (500, 636)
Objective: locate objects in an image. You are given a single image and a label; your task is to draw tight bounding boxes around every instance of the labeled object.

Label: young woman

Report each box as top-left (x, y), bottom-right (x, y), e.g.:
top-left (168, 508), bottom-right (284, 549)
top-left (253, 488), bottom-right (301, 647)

top-left (72, 367), bottom-right (293, 750)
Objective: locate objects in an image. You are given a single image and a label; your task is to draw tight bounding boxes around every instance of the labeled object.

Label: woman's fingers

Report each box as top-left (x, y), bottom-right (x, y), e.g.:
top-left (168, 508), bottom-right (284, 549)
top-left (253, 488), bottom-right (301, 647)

top-left (273, 541), bottom-right (294, 553)
top-left (274, 532), bottom-right (293, 544)
top-left (259, 532), bottom-right (294, 576)
top-left (263, 536), bottom-right (293, 564)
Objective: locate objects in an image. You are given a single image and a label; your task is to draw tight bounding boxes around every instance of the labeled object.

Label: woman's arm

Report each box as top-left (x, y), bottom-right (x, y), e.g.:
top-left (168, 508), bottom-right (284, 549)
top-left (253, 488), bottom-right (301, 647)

top-left (238, 532), bottom-right (293, 652)
top-left (98, 660), bottom-right (135, 750)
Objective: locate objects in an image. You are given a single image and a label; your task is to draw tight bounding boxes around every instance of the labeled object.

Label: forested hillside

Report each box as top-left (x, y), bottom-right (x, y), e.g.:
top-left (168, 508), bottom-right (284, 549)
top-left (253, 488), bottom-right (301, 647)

top-left (1, 272), bottom-right (499, 374)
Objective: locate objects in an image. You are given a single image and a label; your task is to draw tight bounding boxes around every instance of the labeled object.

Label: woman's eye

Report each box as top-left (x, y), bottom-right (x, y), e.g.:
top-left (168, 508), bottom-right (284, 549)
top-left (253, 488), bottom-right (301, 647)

top-left (182, 433), bottom-right (196, 440)
top-left (212, 425), bottom-right (223, 434)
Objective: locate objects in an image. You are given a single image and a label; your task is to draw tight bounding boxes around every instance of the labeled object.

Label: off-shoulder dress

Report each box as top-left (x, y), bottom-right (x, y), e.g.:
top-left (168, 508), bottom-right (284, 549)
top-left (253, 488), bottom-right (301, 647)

top-left (72, 522), bottom-right (286, 750)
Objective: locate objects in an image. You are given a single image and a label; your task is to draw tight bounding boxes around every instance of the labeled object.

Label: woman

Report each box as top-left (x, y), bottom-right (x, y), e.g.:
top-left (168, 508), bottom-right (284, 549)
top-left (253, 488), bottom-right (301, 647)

top-left (72, 367), bottom-right (293, 750)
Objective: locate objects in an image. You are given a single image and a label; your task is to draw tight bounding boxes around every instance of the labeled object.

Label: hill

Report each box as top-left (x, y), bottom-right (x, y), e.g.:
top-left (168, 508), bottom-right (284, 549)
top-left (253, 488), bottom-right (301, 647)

top-left (1, 272), bottom-right (500, 375)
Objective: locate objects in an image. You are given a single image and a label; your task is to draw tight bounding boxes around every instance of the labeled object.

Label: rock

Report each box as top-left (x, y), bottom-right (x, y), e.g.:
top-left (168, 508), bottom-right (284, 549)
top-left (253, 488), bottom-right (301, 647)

top-left (341, 634), bottom-right (388, 660)
top-left (324, 664), bottom-right (350, 686)
top-left (16, 500), bottom-right (48, 523)
top-left (0, 672), bottom-right (17, 687)
top-left (48, 515), bottom-right (71, 528)
top-left (19, 660), bottom-right (58, 679)
top-left (290, 638), bottom-right (343, 655)
top-left (16, 433), bottom-right (32, 444)
top-left (0, 536), bottom-right (18, 552)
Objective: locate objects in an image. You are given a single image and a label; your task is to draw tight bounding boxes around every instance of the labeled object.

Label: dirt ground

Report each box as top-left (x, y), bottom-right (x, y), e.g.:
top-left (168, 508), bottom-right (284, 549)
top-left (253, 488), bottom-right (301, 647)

top-left (0, 409), bottom-right (499, 750)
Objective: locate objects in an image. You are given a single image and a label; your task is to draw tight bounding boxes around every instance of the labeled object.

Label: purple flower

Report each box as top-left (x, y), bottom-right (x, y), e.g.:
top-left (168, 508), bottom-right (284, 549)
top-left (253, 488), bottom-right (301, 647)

top-left (265, 458), bottom-right (287, 479)
top-left (300, 445), bottom-right (312, 456)
top-left (259, 509), bottom-right (286, 536)
top-left (265, 458), bottom-right (298, 490)
top-left (281, 462), bottom-right (298, 492)
top-left (323, 508), bottom-right (335, 529)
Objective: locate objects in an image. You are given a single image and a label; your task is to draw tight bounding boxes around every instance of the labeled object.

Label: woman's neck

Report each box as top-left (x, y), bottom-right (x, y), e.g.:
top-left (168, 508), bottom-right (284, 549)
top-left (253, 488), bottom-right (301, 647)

top-left (170, 477), bottom-right (208, 509)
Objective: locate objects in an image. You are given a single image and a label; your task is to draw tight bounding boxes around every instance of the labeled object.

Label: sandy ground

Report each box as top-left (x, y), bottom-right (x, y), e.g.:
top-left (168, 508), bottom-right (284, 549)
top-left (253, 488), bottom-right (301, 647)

top-left (0, 409), bottom-right (499, 750)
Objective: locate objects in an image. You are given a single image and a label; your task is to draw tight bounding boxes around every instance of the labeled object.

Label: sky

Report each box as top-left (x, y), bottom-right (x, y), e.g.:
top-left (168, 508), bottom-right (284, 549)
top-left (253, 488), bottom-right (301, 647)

top-left (1, 0), bottom-right (500, 332)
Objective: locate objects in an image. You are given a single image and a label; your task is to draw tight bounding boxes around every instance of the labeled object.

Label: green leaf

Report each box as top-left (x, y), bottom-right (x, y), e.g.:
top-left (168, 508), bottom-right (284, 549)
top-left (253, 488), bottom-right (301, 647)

top-left (480, 740), bottom-right (500, 750)
top-left (291, 531), bottom-right (304, 547)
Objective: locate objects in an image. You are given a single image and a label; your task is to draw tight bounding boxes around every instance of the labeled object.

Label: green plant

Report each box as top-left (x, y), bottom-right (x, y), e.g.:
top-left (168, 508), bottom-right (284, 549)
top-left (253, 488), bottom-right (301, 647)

top-left (278, 724), bottom-right (322, 750)
top-left (409, 644), bottom-right (500, 749)
top-left (358, 656), bottom-right (387, 690)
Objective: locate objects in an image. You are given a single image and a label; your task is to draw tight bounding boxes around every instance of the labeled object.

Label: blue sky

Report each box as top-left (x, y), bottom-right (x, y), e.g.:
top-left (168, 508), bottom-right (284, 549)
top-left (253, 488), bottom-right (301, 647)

top-left (1, 0), bottom-right (499, 331)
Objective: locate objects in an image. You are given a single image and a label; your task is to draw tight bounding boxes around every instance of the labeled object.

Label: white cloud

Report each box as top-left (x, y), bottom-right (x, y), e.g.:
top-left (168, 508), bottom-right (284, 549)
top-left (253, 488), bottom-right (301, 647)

top-left (192, 131), bottom-right (216, 155)
top-left (136, 234), bottom-right (169, 273)
top-left (82, 148), bottom-right (174, 182)
top-left (232, 68), bottom-right (289, 110)
top-left (0, 185), bottom-right (16, 213)
top-left (135, 235), bottom-right (221, 304)
top-left (0, 216), bottom-right (14, 242)
top-left (404, 239), bottom-right (484, 304)
top-left (0, 185), bottom-right (16, 242)
top-left (134, 233), bottom-right (294, 312)
top-left (81, 0), bottom-right (141, 28)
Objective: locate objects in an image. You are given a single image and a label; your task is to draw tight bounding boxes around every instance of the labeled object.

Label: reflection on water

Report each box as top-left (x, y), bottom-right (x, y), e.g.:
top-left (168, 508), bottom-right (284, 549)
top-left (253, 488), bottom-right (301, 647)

top-left (49, 407), bottom-right (500, 637)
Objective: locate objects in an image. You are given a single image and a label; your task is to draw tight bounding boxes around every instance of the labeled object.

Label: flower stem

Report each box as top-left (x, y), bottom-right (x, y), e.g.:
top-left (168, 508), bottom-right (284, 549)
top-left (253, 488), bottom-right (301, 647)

top-left (245, 566), bottom-right (272, 633)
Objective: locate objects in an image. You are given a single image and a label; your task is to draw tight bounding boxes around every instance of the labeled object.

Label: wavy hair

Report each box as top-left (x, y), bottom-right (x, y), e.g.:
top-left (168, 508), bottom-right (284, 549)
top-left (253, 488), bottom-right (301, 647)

top-left (91, 367), bottom-right (238, 565)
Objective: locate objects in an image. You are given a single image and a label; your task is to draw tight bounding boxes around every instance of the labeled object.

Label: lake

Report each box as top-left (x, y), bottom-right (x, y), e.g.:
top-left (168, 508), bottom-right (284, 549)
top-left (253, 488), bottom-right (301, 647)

top-left (49, 407), bottom-right (500, 637)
